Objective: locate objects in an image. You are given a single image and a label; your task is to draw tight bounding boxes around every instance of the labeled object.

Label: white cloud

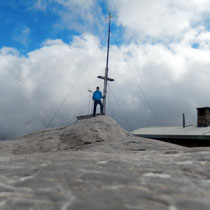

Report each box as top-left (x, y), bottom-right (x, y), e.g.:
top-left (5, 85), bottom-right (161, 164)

top-left (0, 34), bottom-right (106, 139)
top-left (13, 25), bottom-right (31, 47)
top-left (43, 39), bottom-right (65, 46)
top-left (55, 0), bottom-right (95, 10)
top-left (34, 0), bottom-right (106, 35)
top-left (2, 29), bottom-right (210, 139)
top-left (0, 47), bottom-right (19, 56)
top-left (33, 0), bottom-right (48, 11)
top-left (2, 1), bottom-right (210, 138)
top-left (109, 0), bottom-right (210, 42)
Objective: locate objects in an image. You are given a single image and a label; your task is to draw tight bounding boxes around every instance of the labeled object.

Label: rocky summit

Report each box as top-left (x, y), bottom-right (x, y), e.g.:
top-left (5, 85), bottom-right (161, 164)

top-left (0, 116), bottom-right (210, 210)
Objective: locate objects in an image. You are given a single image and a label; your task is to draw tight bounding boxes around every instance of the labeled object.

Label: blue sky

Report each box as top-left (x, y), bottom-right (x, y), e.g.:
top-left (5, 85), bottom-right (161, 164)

top-left (1, 0), bottom-right (210, 53)
top-left (0, 0), bottom-right (79, 53)
top-left (0, 0), bottom-right (123, 55)
top-left (1, 0), bottom-right (210, 139)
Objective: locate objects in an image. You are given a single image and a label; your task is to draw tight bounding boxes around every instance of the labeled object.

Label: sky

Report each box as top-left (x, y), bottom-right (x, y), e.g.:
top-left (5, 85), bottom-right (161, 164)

top-left (1, 0), bottom-right (210, 139)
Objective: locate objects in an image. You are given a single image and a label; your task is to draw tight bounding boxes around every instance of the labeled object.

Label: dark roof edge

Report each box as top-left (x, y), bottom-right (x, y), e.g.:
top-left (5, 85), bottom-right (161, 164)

top-left (196, 107), bottom-right (210, 109)
top-left (134, 134), bottom-right (210, 140)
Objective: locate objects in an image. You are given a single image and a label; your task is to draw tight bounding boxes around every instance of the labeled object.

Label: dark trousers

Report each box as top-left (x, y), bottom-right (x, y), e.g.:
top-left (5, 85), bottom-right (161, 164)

top-left (93, 100), bottom-right (103, 116)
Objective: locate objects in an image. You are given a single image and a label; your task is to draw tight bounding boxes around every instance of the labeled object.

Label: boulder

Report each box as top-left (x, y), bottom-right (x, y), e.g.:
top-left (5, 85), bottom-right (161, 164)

top-left (0, 116), bottom-right (180, 155)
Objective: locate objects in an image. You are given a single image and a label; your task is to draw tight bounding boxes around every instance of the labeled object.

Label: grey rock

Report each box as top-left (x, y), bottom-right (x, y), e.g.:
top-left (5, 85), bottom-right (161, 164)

top-left (0, 116), bottom-right (210, 210)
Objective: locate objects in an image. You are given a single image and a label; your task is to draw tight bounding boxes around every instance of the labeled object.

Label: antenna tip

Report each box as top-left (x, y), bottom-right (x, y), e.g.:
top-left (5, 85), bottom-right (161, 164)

top-left (107, 13), bottom-right (112, 20)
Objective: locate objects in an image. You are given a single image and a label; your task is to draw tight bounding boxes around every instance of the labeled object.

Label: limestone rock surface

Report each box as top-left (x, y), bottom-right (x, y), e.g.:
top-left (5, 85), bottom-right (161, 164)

top-left (0, 116), bottom-right (210, 210)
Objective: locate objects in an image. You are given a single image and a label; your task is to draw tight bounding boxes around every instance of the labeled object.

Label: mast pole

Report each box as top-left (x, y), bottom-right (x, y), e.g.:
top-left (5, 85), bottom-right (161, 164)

top-left (103, 14), bottom-right (112, 114)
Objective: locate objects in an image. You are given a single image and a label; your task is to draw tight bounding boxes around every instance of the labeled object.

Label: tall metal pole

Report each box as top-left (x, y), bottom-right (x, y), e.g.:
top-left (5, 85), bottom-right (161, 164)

top-left (103, 14), bottom-right (111, 114)
top-left (182, 113), bottom-right (185, 128)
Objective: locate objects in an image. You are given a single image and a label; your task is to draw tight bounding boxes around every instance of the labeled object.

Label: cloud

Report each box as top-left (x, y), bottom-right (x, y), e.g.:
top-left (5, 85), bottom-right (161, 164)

top-left (33, 0), bottom-right (48, 11)
top-left (2, 1), bottom-right (210, 139)
top-left (32, 0), bottom-right (107, 36)
top-left (13, 25), bottom-right (31, 47)
top-left (109, 0), bottom-right (210, 42)
top-left (2, 28), bottom-right (210, 139)
top-left (0, 34), bottom-right (105, 139)
top-left (55, 0), bottom-right (106, 34)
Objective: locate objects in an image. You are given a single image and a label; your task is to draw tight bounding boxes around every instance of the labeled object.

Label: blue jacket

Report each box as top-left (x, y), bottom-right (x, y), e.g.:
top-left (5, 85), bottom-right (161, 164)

top-left (92, 90), bottom-right (103, 100)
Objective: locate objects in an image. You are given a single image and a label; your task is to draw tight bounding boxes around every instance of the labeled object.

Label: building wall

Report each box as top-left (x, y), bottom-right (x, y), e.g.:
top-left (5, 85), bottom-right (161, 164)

top-left (197, 108), bottom-right (210, 127)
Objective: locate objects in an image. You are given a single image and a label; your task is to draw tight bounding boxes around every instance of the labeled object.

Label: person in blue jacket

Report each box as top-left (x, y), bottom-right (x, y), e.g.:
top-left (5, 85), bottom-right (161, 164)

top-left (92, 86), bottom-right (104, 116)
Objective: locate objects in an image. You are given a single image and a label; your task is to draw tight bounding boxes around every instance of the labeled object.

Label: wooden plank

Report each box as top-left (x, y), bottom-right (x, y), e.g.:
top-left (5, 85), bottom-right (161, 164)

top-left (76, 113), bottom-right (102, 120)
